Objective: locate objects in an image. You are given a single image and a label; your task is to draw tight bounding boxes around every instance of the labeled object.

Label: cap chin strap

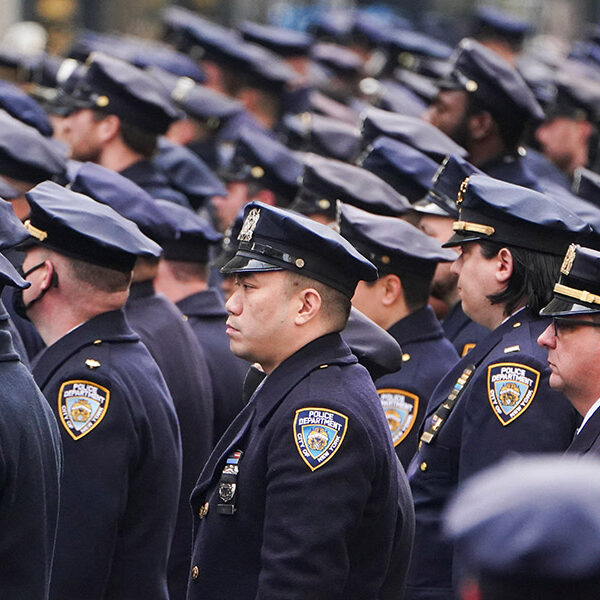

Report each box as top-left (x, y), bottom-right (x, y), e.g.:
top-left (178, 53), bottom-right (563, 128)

top-left (453, 220), bottom-right (495, 236)
top-left (553, 283), bottom-right (600, 306)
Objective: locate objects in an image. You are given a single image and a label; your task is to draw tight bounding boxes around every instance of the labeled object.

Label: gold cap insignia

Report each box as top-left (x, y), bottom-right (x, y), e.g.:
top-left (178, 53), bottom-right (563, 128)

top-left (560, 244), bottom-right (577, 275)
top-left (85, 359), bottom-right (101, 369)
top-left (238, 208), bottom-right (261, 242)
top-left (96, 95), bottom-right (109, 108)
top-left (23, 220), bottom-right (48, 241)
top-left (457, 176), bottom-right (470, 206)
top-left (465, 79), bottom-right (478, 92)
top-left (250, 166), bottom-right (264, 179)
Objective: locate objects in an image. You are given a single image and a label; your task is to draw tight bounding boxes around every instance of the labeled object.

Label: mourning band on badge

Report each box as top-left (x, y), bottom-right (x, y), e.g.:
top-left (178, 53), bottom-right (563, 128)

top-left (217, 449), bottom-right (243, 515)
top-left (58, 380), bottom-right (110, 440)
top-left (487, 362), bottom-right (540, 426)
top-left (377, 389), bottom-right (419, 447)
top-left (420, 365), bottom-right (476, 445)
top-left (293, 407), bottom-right (348, 471)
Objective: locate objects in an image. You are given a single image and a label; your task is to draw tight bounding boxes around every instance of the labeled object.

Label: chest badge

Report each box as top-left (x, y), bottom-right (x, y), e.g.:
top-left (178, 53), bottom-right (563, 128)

top-left (377, 389), bottom-right (419, 447)
top-left (58, 380), bottom-right (110, 440)
top-left (293, 407), bottom-right (348, 471)
top-left (487, 363), bottom-right (540, 426)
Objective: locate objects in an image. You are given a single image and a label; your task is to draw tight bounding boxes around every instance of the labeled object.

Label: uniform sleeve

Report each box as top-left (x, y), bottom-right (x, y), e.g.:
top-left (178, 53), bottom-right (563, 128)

top-left (459, 354), bottom-right (579, 480)
top-left (255, 399), bottom-right (379, 599)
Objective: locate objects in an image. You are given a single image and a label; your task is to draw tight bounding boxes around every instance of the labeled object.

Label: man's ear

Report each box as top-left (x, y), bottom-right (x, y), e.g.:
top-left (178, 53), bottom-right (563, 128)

top-left (495, 247), bottom-right (514, 285)
top-left (97, 114), bottom-right (121, 143)
top-left (40, 260), bottom-right (57, 291)
top-left (468, 111), bottom-right (495, 141)
top-left (294, 287), bottom-right (322, 325)
top-left (380, 274), bottom-right (403, 307)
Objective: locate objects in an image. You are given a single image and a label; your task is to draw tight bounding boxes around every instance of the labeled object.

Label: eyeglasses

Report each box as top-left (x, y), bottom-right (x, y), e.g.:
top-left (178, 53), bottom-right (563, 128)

top-left (552, 316), bottom-right (600, 337)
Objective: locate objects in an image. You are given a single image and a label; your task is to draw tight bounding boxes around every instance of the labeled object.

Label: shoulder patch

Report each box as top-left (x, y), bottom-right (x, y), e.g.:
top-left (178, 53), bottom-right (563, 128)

top-left (377, 388), bottom-right (419, 447)
top-left (487, 363), bottom-right (540, 426)
top-left (58, 380), bottom-right (110, 440)
top-left (293, 407), bottom-right (348, 471)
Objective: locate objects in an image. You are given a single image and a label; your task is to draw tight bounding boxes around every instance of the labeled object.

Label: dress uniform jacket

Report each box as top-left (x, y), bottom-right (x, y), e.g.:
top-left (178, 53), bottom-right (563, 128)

top-left (375, 306), bottom-right (458, 469)
top-left (405, 308), bottom-right (580, 600)
top-left (442, 301), bottom-right (488, 357)
top-left (566, 409), bottom-right (600, 455)
top-left (120, 159), bottom-right (191, 207)
top-left (32, 308), bottom-right (182, 600)
top-left (176, 288), bottom-right (248, 444)
top-left (188, 333), bottom-right (414, 600)
top-left (125, 280), bottom-right (215, 600)
top-left (0, 308), bottom-right (62, 599)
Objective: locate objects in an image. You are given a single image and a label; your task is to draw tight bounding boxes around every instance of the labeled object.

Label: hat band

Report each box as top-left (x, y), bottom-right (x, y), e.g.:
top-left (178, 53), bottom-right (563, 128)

top-left (238, 240), bottom-right (305, 269)
top-left (23, 220), bottom-right (48, 241)
top-left (453, 220), bottom-right (495, 236)
top-left (554, 283), bottom-right (600, 306)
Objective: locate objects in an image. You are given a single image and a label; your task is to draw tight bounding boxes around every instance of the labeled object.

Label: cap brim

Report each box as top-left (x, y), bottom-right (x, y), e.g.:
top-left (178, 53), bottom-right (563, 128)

top-left (442, 231), bottom-right (483, 248)
top-left (220, 252), bottom-right (285, 274)
top-left (539, 295), bottom-right (600, 317)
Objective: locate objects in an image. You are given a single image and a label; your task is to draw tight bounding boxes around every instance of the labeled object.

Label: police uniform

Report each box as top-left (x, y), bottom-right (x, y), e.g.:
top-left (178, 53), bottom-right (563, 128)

top-left (413, 154), bottom-right (490, 356)
top-left (405, 175), bottom-right (589, 600)
top-left (187, 201), bottom-right (414, 599)
top-left (67, 162), bottom-right (215, 600)
top-left (338, 203), bottom-right (458, 468)
top-left (0, 250), bottom-right (62, 598)
top-left (539, 244), bottom-right (600, 456)
top-left (23, 181), bottom-right (182, 600)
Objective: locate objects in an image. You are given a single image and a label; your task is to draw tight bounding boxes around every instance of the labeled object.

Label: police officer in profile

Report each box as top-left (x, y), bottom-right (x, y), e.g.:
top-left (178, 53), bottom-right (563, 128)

top-left (537, 244), bottom-right (600, 455)
top-left (405, 175), bottom-right (589, 600)
top-left (21, 181), bottom-right (182, 599)
top-left (445, 455), bottom-right (600, 600)
top-left (338, 203), bottom-right (458, 467)
top-left (424, 38), bottom-right (543, 189)
top-left (0, 228), bottom-right (62, 598)
top-left (187, 201), bottom-right (414, 599)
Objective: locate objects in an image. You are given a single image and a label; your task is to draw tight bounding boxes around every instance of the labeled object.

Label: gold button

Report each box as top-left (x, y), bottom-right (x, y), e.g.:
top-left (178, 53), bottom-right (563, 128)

top-left (250, 166), bottom-right (264, 179)
top-left (191, 565), bottom-right (199, 579)
top-left (317, 198), bottom-right (331, 210)
top-left (295, 258), bottom-right (305, 268)
top-left (420, 462), bottom-right (428, 472)
top-left (198, 502), bottom-right (209, 519)
top-left (402, 353), bottom-right (411, 362)
top-left (381, 255), bottom-right (391, 264)
top-left (93, 339), bottom-right (102, 345)
top-left (96, 95), bottom-right (109, 107)
top-left (465, 80), bottom-right (478, 92)
top-left (182, 315), bottom-right (189, 321)
top-left (513, 322), bottom-right (521, 328)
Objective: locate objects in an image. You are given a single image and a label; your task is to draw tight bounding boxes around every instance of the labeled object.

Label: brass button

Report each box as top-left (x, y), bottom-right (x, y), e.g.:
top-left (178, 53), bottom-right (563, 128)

top-left (402, 353), bottom-right (411, 362)
top-left (93, 339), bottom-right (102, 345)
top-left (198, 502), bottom-right (209, 519)
top-left (191, 565), bottom-right (199, 579)
top-left (420, 462), bottom-right (428, 472)
top-left (513, 322), bottom-right (521, 328)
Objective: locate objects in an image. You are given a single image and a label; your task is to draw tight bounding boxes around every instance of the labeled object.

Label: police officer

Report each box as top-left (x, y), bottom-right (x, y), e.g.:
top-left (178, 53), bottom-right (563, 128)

top-left (22, 181), bottom-right (182, 599)
top-left (537, 244), bottom-right (600, 455)
top-left (445, 455), bottom-right (600, 600)
top-left (187, 201), bottom-right (414, 599)
top-left (424, 38), bottom-right (543, 189)
top-left (0, 225), bottom-right (62, 597)
top-left (338, 203), bottom-right (458, 467)
top-left (405, 174), bottom-right (589, 600)
top-left (152, 199), bottom-right (249, 443)
top-left (413, 154), bottom-right (489, 355)
top-left (67, 161), bottom-right (215, 600)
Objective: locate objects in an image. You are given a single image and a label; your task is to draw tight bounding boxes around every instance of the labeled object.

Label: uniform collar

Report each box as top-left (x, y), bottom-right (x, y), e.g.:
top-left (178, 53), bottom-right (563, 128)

top-left (255, 332), bottom-right (356, 426)
top-left (569, 405), bottom-right (600, 453)
top-left (0, 301), bottom-right (19, 362)
top-left (176, 288), bottom-right (227, 318)
top-left (579, 398), bottom-right (600, 434)
top-left (32, 308), bottom-right (139, 388)
top-left (387, 305), bottom-right (445, 346)
top-left (127, 279), bottom-right (155, 301)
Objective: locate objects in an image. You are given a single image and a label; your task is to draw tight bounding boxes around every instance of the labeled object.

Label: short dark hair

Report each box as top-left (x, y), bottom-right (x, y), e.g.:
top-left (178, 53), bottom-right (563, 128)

top-left (479, 574), bottom-right (600, 600)
top-left (286, 271), bottom-right (351, 331)
top-left (366, 267), bottom-right (433, 313)
top-left (167, 259), bottom-right (209, 283)
top-left (479, 241), bottom-right (562, 316)
top-left (68, 256), bottom-right (131, 293)
top-left (92, 110), bottom-right (157, 158)
top-left (466, 95), bottom-right (524, 152)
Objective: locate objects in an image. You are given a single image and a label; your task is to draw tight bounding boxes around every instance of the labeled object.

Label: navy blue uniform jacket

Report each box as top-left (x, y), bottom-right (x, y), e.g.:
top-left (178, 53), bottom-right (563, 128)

top-left (187, 333), bottom-right (414, 599)
top-left (567, 408), bottom-right (600, 455)
top-left (0, 307), bottom-right (62, 599)
top-left (442, 301), bottom-right (488, 357)
top-left (405, 309), bottom-right (580, 600)
top-left (177, 288), bottom-right (248, 444)
top-left (125, 281), bottom-right (215, 600)
top-left (376, 306), bottom-right (458, 468)
top-left (32, 309), bottom-right (182, 600)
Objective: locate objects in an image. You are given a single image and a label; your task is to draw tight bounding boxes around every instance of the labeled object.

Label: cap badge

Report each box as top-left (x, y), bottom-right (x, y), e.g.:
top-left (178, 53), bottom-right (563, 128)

top-left (560, 244), bottom-right (577, 276)
top-left (238, 208), bottom-right (261, 242)
top-left (457, 176), bottom-right (469, 206)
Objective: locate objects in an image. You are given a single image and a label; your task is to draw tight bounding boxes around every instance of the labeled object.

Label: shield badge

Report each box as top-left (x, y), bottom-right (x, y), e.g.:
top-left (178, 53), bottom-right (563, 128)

top-left (58, 380), bottom-right (110, 440)
top-left (293, 407), bottom-right (348, 471)
top-left (487, 362), bottom-right (540, 426)
top-left (377, 388), bottom-right (419, 446)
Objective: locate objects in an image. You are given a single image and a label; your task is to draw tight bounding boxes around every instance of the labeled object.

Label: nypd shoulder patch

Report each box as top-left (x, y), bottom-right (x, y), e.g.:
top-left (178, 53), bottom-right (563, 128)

top-left (293, 407), bottom-right (348, 471)
top-left (377, 388), bottom-right (419, 447)
top-left (58, 380), bottom-right (110, 440)
top-left (487, 362), bottom-right (540, 426)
